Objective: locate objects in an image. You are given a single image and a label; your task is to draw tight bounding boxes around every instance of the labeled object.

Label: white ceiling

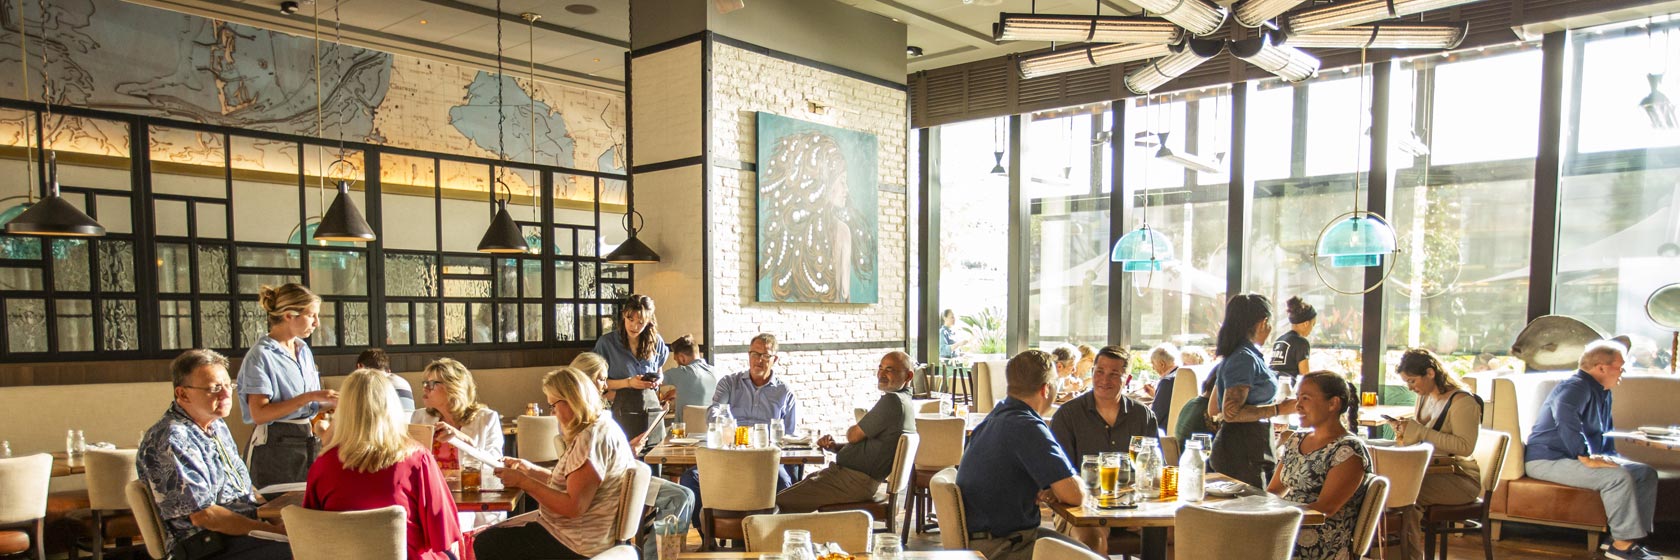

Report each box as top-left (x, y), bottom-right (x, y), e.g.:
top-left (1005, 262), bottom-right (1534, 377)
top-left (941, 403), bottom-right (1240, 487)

top-left (127, 0), bottom-right (1149, 91)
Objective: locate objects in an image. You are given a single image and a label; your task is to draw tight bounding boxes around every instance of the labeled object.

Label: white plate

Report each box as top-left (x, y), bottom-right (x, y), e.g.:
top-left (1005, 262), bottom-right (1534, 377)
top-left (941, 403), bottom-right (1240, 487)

top-left (1638, 426), bottom-right (1675, 437)
top-left (668, 437), bottom-right (702, 446)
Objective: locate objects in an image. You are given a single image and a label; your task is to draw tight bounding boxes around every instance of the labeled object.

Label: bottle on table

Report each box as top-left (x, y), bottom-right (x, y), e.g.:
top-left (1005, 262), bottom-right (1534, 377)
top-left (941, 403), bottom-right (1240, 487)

top-left (2, 440), bottom-right (10, 458)
top-left (75, 430), bottom-right (87, 455)
top-left (1179, 438), bottom-right (1206, 502)
top-left (1135, 437), bottom-right (1163, 499)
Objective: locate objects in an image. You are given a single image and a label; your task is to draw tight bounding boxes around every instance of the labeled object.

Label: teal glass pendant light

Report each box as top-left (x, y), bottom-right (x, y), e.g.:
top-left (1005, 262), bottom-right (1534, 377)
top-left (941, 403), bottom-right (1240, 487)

top-left (1317, 212), bottom-right (1396, 268)
top-left (1110, 224), bottom-right (1174, 272)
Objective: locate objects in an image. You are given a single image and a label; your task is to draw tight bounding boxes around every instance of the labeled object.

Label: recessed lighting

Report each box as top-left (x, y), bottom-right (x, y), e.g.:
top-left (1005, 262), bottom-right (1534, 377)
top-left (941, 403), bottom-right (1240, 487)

top-left (592, 58), bottom-right (600, 62)
top-left (565, 4), bottom-right (598, 15)
top-left (418, 19), bottom-right (428, 24)
top-left (906, 45), bottom-right (924, 57)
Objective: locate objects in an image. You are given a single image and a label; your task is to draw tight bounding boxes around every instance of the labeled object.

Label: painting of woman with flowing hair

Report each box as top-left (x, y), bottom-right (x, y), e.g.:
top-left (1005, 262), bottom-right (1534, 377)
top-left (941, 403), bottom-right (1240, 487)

top-left (756, 113), bottom-right (878, 304)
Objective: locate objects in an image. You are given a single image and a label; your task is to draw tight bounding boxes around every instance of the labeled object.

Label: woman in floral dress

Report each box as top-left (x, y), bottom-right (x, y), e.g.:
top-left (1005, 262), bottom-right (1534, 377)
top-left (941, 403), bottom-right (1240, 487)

top-left (1269, 371), bottom-right (1373, 560)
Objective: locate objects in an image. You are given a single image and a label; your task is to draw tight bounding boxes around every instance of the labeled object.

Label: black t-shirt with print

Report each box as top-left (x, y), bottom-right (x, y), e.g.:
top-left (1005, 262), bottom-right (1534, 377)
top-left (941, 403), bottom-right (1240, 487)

top-left (1269, 330), bottom-right (1311, 379)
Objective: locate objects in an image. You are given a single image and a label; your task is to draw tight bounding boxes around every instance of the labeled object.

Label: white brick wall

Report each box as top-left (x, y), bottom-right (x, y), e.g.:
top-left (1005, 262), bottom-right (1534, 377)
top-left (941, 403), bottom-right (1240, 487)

top-left (707, 42), bottom-right (910, 437)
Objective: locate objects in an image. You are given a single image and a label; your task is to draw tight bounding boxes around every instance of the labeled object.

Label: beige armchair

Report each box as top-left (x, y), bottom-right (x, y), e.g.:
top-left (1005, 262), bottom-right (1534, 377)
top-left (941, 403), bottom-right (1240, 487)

top-left (683, 405), bottom-right (709, 433)
top-left (1174, 503), bottom-right (1303, 559)
top-left (613, 462), bottom-right (653, 545)
top-left (516, 415), bottom-right (561, 463)
top-left (1424, 429), bottom-right (1511, 560)
top-left (79, 448), bottom-right (141, 560)
top-left (742, 511), bottom-right (873, 552)
top-left (696, 447), bottom-right (781, 550)
top-left (122, 480), bottom-right (167, 560)
top-left (1370, 443), bottom-right (1434, 558)
top-left (1352, 475), bottom-right (1393, 558)
top-left (1032, 536), bottom-right (1105, 560)
top-left (905, 417), bottom-right (965, 539)
top-left (927, 467), bottom-right (967, 550)
top-left (281, 505), bottom-right (407, 560)
top-left (0, 454), bottom-right (52, 560)
top-left (817, 434), bottom-right (919, 535)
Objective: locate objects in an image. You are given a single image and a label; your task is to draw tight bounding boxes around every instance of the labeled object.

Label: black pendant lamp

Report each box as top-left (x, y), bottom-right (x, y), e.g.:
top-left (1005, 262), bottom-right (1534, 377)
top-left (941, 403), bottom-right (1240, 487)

top-left (6, 152), bottom-right (104, 237)
top-left (313, 178), bottom-right (375, 242)
top-left (603, 210), bottom-right (661, 264)
top-left (478, 179), bottom-right (529, 253)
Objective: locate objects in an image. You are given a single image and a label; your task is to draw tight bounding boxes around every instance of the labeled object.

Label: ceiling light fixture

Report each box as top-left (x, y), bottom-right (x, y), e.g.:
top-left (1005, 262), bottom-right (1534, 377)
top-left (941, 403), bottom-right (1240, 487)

top-left (1313, 48), bottom-right (1400, 288)
top-left (1230, 0), bottom-right (1307, 28)
top-left (1151, 131), bottom-right (1223, 173)
top-left (1280, 22), bottom-right (1469, 49)
top-left (993, 13), bottom-right (1183, 43)
top-left (715, 0), bottom-right (746, 15)
top-left (279, 1), bottom-right (300, 15)
top-left (1231, 30), bottom-right (1319, 82)
top-left (1128, 0), bottom-right (1227, 37)
top-left (1017, 42), bottom-right (1173, 79)
top-left (907, 45), bottom-right (924, 57)
top-left (311, 1), bottom-right (375, 244)
top-left (1281, 0), bottom-right (1483, 36)
top-left (602, 211), bottom-right (662, 263)
top-left (5, 0), bottom-right (104, 238)
top-left (1124, 38), bottom-right (1223, 94)
top-left (478, 0), bottom-right (530, 254)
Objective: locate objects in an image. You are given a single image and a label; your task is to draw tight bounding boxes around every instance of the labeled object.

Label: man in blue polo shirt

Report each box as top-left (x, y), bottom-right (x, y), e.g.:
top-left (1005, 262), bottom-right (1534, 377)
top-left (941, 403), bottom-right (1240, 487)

top-left (1524, 341), bottom-right (1659, 560)
top-left (957, 349), bottom-right (1090, 560)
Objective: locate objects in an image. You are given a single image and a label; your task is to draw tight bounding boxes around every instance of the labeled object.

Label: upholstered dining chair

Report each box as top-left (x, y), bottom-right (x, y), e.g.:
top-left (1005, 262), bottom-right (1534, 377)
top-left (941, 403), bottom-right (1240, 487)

top-left (0, 454), bottom-right (52, 560)
top-left (1032, 535), bottom-right (1106, 560)
top-left (1371, 443), bottom-right (1434, 556)
top-left (122, 480), bottom-right (167, 560)
top-left (742, 511), bottom-right (873, 552)
top-left (1423, 429), bottom-right (1511, 560)
top-left (696, 447), bottom-right (781, 550)
top-left (927, 467), bottom-right (967, 550)
top-left (77, 448), bottom-right (141, 560)
top-left (1173, 503), bottom-right (1303, 560)
top-left (683, 406), bottom-right (710, 434)
top-left (612, 462), bottom-right (653, 545)
top-left (817, 434), bottom-right (919, 535)
top-left (281, 505), bottom-right (406, 560)
top-left (904, 416), bottom-right (964, 539)
top-left (516, 415), bottom-right (561, 463)
top-left (1353, 475), bottom-right (1394, 558)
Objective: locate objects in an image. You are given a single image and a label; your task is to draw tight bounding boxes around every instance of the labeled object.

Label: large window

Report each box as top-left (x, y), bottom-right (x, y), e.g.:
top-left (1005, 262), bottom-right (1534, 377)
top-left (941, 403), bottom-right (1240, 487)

top-left (1382, 45), bottom-right (1541, 391)
top-left (1026, 103), bottom-right (1111, 348)
top-left (933, 117), bottom-right (1010, 357)
top-left (1557, 23), bottom-right (1680, 371)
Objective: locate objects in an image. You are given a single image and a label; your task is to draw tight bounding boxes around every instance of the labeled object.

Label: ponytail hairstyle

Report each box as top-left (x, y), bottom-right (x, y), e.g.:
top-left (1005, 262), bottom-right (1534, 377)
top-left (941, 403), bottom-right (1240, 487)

top-left (259, 283), bottom-right (320, 325)
top-left (618, 294), bottom-right (659, 361)
top-left (1396, 348), bottom-right (1464, 394)
top-left (1214, 294), bottom-right (1273, 358)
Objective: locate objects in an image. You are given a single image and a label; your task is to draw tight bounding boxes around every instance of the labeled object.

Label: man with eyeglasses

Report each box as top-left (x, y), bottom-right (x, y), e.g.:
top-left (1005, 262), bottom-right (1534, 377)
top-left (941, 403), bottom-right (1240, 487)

top-left (679, 333), bottom-right (801, 529)
top-left (775, 351), bottom-right (917, 512)
top-left (138, 349), bottom-right (292, 560)
top-left (1524, 340), bottom-right (1661, 560)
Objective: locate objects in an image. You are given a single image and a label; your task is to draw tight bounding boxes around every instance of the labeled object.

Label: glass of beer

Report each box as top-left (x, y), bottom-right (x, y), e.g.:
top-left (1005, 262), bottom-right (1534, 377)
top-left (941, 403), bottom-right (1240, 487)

top-left (1160, 466), bottom-right (1179, 499)
top-left (1361, 392), bottom-right (1379, 407)
top-left (1128, 436), bottom-right (1146, 464)
top-left (735, 425), bottom-right (751, 447)
top-left (1098, 452), bottom-right (1122, 497)
top-left (460, 456), bottom-right (483, 493)
top-left (671, 422), bottom-right (687, 439)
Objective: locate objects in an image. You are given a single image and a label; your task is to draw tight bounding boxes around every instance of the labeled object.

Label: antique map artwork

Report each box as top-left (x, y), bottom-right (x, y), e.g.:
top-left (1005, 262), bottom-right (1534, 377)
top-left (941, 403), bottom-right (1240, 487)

top-left (0, 0), bottom-right (624, 204)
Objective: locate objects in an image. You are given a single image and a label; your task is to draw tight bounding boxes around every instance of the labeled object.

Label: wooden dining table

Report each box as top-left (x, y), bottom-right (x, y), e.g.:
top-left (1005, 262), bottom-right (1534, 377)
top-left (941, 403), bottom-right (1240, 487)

top-left (682, 552), bottom-right (983, 560)
top-left (50, 451), bottom-right (86, 477)
top-left (1048, 474), bottom-right (1326, 560)
top-left (642, 442), bottom-right (828, 466)
top-left (256, 486), bottom-right (526, 520)
top-left (1609, 431), bottom-right (1680, 451)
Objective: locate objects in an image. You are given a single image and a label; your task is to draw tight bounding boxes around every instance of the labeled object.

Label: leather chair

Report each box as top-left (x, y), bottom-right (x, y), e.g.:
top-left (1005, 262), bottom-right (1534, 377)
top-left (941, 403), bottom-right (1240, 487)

top-left (818, 434), bottom-right (919, 535)
top-left (1487, 374), bottom-right (1610, 555)
top-left (697, 447), bottom-right (781, 550)
top-left (1424, 429), bottom-right (1511, 560)
top-left (742, 511), bottom-right (873, 552)
top-left (281, 505), bottom-right (406, 560)
top-left (1173, 503), bottom-right (1303, 559)
top-left (0, 454), bottom-right (52, 560)
top-left (904, 417), bottom-right (964, 538)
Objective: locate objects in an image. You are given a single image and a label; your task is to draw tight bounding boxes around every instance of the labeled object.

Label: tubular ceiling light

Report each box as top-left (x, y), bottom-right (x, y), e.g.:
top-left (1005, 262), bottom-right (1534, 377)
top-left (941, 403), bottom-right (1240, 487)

top-left (1231, 0), bottom-right (1308, 28)
top-left (994, 13), bottom-right (1182, 44)
top-left (1018, 43), bottom-right (1174, 79)
top-left (5, 153), bottom-right (105, 237)
top-left (1129, 0), bottom-right (1227, 37)
top-left (1153, 133), bottom-right (1222, 173)
top-left (1124, 39), bottom-right (1223, 94)
top-left (1231, 31), bottom-right (1319, 82)
top-left (1283, 0), bottom-right (1482, 37)
top-left (1280, 22), bottom-right (1468, 50)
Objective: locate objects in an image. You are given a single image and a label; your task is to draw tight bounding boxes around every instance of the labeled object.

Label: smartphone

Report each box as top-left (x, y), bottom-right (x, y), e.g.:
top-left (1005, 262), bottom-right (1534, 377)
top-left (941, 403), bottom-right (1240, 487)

top-left (1381, 414), bottom-right (1400, 422)
top-left (638, 371), bottom-right (660, 382)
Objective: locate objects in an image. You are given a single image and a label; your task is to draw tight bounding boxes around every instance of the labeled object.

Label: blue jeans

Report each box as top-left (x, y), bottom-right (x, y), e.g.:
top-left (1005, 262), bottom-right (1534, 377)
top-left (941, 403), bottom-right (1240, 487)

top-left (1525, 458), bottom-right (1658, 541)
top-left (643, 478), bottom-right (696, 559)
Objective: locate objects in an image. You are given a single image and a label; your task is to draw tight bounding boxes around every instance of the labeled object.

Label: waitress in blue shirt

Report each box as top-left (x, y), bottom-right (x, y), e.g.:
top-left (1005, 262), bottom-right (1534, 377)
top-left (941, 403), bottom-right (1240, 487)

top-left (592, 294), bottom-right (670, 447)
top-left (1209, 294), bottom-right (1298, 487)
top-left (236, 283), bottom-right (339, 489)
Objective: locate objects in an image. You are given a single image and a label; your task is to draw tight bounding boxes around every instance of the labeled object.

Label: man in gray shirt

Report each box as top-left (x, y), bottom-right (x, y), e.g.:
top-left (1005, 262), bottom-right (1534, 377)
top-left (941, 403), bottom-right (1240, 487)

top-left (1049, 345), bottom-right (1158, 552)
top-left (659, 335), bottom-right (718, 412)
top-left (776, 351), bottom-right (917, 512)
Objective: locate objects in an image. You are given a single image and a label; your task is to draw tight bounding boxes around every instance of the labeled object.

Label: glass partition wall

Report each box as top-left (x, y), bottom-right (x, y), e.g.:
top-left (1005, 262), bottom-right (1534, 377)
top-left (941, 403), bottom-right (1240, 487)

top-left (0, 101), bottom-right (628, 362)
top-left (922, 20), bottom-right (1667, 392)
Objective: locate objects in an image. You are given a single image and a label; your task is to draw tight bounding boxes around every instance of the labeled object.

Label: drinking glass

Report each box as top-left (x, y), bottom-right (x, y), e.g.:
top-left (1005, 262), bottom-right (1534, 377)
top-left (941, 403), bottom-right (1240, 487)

top-left (771, 423), bottom-right (786, 445)
top-left (1098, 452), bottom-right (1121, 497)
top-left (1361, 392), bottom-right (1379, 407)
top-left (783, 530), bottom-right (814, 560)
top-left (940, 399), bottom-right (954, 417)
top-left (873, 534), bottom-right (903, 560)
top-left (1193, 433), bottom-right (1214, 461)
top-left (1128, 435), bottom-right (1146, 464)
top-left (671, 422), bottom-right (687, 439)
top-left (1080, 455), bottom-right (1100, 492)
top-left (1160, 466), bottom-right (1179, 499)
top-left (460, 455), bottom-right (483, 492)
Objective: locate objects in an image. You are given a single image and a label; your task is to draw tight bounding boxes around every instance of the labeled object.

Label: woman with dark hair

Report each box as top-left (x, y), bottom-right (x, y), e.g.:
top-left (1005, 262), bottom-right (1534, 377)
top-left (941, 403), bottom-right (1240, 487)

top-left (1269, 371), bottom-right (1372, 560)
top-left (1393, 349), bottom-right (1483, 560)
top-left (1269, 296), bottom-right (1316, 386)
top-left (1210, 294), bottom-right (1296, 487)
top-left (591, 294), bottom-right (670, 447)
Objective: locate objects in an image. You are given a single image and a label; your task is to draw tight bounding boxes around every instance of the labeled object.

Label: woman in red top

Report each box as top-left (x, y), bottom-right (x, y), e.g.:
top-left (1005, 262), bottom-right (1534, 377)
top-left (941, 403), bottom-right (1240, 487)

top-left (305, 369), bottom-right (463, 560)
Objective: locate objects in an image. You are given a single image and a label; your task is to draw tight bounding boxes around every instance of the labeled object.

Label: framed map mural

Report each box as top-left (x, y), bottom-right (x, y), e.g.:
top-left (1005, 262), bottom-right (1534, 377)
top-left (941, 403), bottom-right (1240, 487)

top-left (756, 112), bottom-right (878, 304)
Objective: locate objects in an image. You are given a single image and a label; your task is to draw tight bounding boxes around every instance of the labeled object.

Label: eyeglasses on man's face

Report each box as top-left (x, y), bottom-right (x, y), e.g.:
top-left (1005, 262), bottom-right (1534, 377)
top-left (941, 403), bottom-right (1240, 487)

top-left (749, 351), bottom-right (776, 361)
top-left (183, 383), bottom-right (234, 395)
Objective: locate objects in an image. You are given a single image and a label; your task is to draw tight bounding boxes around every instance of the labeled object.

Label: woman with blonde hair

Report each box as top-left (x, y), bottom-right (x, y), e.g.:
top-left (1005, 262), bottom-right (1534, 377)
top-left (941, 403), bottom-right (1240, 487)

top-left (412, 358), bottom-right (504, 528)
top-left (475, 367), bottom-right (636, 558)
top-left (305, 369), bottom-right (462, 560)
top-left (236, 282), bottom-right (339, 487)
top-left (570, 351), bottom-right (610, 397)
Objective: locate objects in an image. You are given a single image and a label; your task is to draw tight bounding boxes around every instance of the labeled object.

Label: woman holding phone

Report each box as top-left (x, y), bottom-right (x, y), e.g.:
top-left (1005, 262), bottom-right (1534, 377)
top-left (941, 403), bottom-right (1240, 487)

top-left (1390, 348), bottom-right (1482, 560)
top-left (592, 294), bottom-right (670, 447)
